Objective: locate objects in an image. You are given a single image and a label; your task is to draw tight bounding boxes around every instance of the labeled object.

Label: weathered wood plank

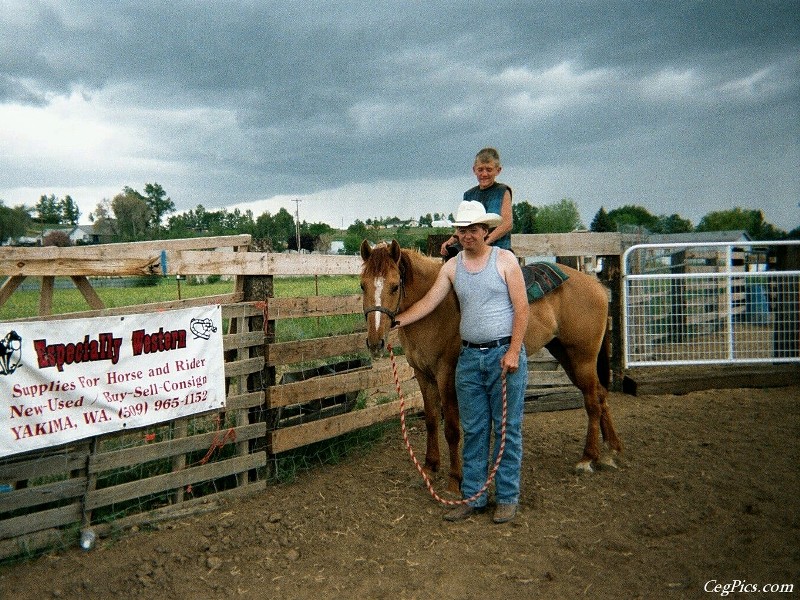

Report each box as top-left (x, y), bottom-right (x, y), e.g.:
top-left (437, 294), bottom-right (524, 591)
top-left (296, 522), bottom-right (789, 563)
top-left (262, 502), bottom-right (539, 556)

top-left (266, 294), bottom-right (363, 319)
top-left (0, 235), bottom-right (251, 261)
top-left (171, 250), bottom-right (363, 276)
top-left (267, 360), bottom-right (415, 408)
top-left (85, 453), bottom-right (265, 510)
top-left (512, 232), bottom-right (623, 257)
top-left (0, 256), bottom-right (162, 277)
top-left (222, 302), bottom-right (264, 319)
top-left (0, 448), bottom-right (89, 480)
top-left (39, 276), bottom-right (54, 315)
top-left (0, 478), bottom-right (86, 513)
top-left (225, 390), bottom-right (264, 411)
top-left (88, 423), bottom-right (265, 472)
top-left (0, 502), bottom-right (82, 539)
top-left (224, 356), bottom-right (265, 378)
top-left (0, 275), bottom-right (26, 308)
top-left (265, 333), bottom-right (366, 366)
top-left (223, 330), bottom-right (265, 351)
top-left (70, 275), bottom-right (106, 309)
top-left (270, 393), bottom-right (423, 453)
top-left (0, 528), bottom-right (68, 559)
top-left (622, 365), bottom-right (800, 396)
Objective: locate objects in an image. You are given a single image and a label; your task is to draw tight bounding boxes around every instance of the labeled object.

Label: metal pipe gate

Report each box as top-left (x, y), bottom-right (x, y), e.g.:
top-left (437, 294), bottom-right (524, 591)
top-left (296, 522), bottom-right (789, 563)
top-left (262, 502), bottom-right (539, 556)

top-left (623, 240), bottom-right (799, 368)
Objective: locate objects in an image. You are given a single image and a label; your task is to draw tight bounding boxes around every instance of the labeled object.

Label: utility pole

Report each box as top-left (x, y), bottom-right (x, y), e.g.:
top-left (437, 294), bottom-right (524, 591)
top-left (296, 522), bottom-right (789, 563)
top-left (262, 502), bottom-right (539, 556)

top-left (293, 198), bottom-right (301, 253)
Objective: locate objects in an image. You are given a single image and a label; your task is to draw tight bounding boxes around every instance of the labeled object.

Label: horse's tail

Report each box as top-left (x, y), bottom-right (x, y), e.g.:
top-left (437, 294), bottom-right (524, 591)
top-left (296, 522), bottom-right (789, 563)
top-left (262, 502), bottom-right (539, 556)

top-left (597, 328), bottom-right (611, 391)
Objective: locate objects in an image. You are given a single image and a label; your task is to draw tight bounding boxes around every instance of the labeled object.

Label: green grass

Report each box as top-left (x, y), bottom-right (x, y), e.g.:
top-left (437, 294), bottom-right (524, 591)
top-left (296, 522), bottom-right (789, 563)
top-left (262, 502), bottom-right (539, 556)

top-left (0, 274), bottom-right (362, 321)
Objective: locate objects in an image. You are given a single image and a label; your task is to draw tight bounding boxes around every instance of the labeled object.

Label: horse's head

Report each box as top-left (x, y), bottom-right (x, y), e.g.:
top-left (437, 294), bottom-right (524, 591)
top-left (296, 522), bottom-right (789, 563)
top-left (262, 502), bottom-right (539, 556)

top-left (360, 239), bottom-right (404, 356)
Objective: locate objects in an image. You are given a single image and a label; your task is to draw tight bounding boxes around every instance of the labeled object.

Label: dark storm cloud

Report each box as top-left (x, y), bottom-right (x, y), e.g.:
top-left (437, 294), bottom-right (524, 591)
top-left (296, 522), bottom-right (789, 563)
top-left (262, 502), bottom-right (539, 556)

top-left (0, 1), bottom-right (797, 228)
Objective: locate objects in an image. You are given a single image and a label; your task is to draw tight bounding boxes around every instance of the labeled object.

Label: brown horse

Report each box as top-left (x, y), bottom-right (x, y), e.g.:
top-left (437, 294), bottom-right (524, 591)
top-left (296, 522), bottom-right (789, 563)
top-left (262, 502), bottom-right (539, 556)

top-left (360, 239), bottom-right (622, 493)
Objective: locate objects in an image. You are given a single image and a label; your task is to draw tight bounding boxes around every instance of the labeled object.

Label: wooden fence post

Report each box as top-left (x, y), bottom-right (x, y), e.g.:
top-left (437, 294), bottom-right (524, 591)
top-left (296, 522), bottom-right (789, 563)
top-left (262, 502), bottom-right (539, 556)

top-left (600, 255), bottom-right (624, 391)
top-left (242, 275), bottom-right (274, 479)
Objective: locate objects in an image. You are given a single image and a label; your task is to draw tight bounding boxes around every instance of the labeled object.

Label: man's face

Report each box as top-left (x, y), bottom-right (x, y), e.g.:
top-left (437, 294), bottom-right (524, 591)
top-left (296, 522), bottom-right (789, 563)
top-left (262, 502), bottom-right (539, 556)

top-left (455, 224), bottom-right (488, 247)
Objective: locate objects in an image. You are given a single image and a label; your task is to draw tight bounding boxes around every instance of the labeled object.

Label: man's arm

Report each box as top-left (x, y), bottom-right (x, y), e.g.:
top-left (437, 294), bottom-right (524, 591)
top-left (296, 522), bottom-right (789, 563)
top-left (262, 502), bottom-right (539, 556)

top-left (498, 249), bottom-right (529, 373)
top-left (393, 260), bottom-right (456, 328)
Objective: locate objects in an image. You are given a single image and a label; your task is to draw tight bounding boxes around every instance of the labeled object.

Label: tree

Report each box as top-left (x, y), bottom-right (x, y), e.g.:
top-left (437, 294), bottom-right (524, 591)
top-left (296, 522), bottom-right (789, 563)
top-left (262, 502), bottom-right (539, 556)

top-left (112, 189), bottom-right (152, 241)
top-left (606, 205), bottom-right (659, 233)
top-left (535, 198), bottom-right (584, 233)
top-left (90, 199), bottom-right (117, 238)
top-left (0, 201), bottom-right (32, 244)
top-left (35, 194), bottom-right (62, 224)
top-left (343, 219), bottom-right (368, 253)
top-left (590, 207), bottom-right (614, 232)
top-left (696, 208), bottom-right (784, 240)
top-left (42, 230), bottom-right (71, 247)
top-left (253, 208), bottom-right (296, 251)
top-left (60, 195), bottom-right (81, 225)
top-left (512, 201), bottom-right (537, 234)
top-left (143, 183), bottom-right (175, 228)
top-left (652, 214), bottom-right (693, 234)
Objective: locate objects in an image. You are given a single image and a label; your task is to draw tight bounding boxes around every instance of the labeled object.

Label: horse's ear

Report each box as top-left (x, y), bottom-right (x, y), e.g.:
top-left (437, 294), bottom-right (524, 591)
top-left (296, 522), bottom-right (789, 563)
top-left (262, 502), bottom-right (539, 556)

top-left (360, 239), bottom-right (372, 262)
top-left (389, 239), bottom-right (401, 264)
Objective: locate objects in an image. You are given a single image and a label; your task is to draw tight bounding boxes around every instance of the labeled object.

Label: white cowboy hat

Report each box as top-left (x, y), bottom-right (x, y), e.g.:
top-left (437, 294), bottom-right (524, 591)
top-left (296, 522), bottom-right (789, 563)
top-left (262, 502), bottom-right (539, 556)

top-left (452, 200), bottom-right (502, 228)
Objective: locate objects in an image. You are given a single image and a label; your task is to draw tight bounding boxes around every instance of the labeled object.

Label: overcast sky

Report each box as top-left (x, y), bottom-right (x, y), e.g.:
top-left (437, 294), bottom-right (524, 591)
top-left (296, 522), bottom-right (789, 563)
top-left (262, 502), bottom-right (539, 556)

top-left (1, 1), bottom-right (798, 231)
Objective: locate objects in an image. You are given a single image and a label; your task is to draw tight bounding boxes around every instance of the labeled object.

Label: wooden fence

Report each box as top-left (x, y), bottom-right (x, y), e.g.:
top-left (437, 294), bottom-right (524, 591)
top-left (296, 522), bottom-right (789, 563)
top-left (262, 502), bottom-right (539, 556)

top-left (0, 232), bottom-right (629, 558)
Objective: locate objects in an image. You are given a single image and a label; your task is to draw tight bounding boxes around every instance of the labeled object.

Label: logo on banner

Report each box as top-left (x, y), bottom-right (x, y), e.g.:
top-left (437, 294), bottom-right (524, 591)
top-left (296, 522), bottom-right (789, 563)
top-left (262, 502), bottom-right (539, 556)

top-left (0, 330), bottom-right (22, 376)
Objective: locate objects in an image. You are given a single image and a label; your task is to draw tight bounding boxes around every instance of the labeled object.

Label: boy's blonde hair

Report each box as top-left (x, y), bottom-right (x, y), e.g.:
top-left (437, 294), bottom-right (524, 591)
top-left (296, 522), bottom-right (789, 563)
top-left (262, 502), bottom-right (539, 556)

top-left (474, 147), bottom-right (501, 166)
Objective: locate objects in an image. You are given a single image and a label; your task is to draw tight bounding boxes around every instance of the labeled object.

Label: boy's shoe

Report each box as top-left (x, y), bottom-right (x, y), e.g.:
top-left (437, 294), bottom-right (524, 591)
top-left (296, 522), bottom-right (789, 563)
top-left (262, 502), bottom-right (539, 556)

top-left (443, 504), bottom-right (485, 521)
top-left (493, 503), bottom-right (518, 524)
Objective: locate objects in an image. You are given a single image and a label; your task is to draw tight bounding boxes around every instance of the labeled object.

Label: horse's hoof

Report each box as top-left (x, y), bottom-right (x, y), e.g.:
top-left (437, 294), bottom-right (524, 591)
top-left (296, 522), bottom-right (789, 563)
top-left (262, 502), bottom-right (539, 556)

top-left (597, 455), bottom-right (619, 470)
top-left (575, 460), bottom-right (594, 474)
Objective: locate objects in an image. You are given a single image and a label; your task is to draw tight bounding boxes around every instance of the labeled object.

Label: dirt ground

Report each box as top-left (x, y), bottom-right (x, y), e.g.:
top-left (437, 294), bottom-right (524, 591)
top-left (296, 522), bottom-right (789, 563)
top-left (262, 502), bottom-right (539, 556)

top-left (1, 384), bottom-right (798, 600)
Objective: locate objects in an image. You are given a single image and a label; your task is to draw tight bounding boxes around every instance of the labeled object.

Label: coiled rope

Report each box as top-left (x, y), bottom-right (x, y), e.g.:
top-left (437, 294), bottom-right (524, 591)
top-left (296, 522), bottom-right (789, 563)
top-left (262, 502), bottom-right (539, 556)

top-left (388, 343), bottom-right (507, 506)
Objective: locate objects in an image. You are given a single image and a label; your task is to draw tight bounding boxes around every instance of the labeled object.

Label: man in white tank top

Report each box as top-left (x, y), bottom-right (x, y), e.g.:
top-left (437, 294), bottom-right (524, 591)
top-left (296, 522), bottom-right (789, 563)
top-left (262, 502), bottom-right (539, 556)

top-left (394, 200), bottom-right (529, 524)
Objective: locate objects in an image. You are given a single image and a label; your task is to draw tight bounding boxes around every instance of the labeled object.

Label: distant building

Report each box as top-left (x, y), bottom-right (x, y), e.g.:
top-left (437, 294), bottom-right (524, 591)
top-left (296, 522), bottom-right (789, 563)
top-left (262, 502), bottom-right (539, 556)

top-left (646, 230), bottom-right (751, 244)
top-left (40, 224), bottom-right (114, 246)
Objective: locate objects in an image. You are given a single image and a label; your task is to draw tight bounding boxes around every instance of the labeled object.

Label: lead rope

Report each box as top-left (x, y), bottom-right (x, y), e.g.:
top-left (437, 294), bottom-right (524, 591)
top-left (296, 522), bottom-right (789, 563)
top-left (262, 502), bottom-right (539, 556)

top-left (388, 343), bottom-right (507, 506)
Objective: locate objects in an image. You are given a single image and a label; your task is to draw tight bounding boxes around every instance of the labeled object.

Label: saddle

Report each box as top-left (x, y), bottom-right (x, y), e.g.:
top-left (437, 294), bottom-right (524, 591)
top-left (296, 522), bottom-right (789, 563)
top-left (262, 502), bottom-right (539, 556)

top-left (522, 262), bottom-right (569, 302)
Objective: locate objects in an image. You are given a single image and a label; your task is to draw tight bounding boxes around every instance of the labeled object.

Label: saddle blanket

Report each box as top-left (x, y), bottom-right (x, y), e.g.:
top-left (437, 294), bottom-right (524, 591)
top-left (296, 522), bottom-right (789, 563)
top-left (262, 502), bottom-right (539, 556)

top-left (522, 262), bottom-right (569, 302)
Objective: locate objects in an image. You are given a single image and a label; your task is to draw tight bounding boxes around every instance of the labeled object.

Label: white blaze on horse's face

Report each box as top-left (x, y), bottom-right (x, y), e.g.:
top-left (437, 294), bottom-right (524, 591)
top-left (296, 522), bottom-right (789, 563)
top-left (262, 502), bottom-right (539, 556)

top-left (372, 276), bottom-right (385, 331)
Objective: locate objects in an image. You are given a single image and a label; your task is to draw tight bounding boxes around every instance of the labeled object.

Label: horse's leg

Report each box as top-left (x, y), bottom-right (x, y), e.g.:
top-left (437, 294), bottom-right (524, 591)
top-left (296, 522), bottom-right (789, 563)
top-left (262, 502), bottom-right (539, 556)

top-left (598, 385), bottom-right (623, 464)
top-left (438, 368), bottom-right (462, 493)
top-left (414, 374), bottom-right (442, 478)
top-left (594, 329), bottom-right (623, 461)
top-left (576, 374), bottom-right (602, 473)
top-left (549, 341), bottom-right (603, 473)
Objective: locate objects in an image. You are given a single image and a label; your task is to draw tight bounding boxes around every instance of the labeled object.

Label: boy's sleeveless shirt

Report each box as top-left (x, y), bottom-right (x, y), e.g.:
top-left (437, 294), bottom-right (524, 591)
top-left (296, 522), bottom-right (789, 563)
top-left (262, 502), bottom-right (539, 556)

top-left (463, 182), bottom-right (512, 249)
top-left (455, 247), bottom-right (514, 344)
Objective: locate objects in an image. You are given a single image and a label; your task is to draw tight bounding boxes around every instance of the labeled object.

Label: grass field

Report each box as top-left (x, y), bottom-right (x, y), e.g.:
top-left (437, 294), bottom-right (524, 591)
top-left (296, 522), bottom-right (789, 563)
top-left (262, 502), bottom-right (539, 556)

top-left (0, 275), bottom-right (361, 319)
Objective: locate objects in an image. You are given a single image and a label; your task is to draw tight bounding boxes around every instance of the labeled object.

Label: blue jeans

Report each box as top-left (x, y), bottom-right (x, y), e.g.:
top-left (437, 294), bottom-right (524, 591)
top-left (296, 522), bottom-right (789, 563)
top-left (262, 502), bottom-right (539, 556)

top-left (455, 343), bottom-right (527, 507)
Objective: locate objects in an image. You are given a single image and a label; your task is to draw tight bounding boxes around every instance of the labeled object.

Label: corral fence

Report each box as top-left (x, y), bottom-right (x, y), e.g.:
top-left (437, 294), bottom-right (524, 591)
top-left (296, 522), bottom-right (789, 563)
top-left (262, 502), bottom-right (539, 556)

top-left (0, 235), bottom-right (423, 559)
top-left (1, 233), bottom-right (796, 559)
top-left (623, 240), bottom-right (800, 367)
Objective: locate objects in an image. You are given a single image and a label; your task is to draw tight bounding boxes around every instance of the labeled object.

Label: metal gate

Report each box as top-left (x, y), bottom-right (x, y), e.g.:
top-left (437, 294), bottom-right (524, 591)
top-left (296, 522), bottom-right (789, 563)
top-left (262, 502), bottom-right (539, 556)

top-left (623, 240), bottom-right (800, 367)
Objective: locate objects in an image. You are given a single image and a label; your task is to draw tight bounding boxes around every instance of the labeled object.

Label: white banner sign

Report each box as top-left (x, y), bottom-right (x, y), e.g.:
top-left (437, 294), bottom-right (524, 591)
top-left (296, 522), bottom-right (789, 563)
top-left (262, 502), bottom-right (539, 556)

top-left (0, 305), bottom-right (226, 458)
